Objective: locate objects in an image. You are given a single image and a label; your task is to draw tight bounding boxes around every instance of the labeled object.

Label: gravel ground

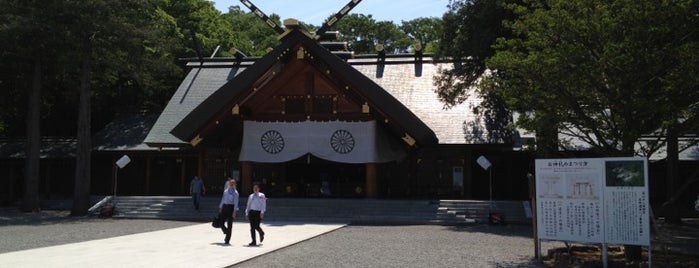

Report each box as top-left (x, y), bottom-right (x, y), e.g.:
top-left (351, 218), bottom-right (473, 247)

top-left (5, 208), bottom-right (695, 267)
top-left (231, 224), bottom-right (560, 268)
top-left (1, 209), bottom-right (563, 267)
top-left (0, 209), bottom-right (198, 254)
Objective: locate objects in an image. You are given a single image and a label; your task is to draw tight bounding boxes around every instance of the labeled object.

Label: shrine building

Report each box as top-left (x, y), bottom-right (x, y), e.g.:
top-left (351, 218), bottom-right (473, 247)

top-left (133, 19), bottom-right (531, 198)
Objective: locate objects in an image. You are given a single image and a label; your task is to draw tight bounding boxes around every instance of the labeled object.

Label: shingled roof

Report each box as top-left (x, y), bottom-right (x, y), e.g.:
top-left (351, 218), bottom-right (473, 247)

top-left (145, 30), bottom-right (499, 148)
top-left (144, 66), bottom-right (250, 147)
top-left (350, 60), bottom-right (486, 144)
top-left (0, 138), bottom-right (76, 159)
top-left (168, 28), bottom-right (439, 147)
top-left (94, 112), bottom-right (173, 151)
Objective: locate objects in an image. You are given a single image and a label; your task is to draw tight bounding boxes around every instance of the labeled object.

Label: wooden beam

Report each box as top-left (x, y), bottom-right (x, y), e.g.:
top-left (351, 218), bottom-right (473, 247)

top-left (239, 0), bottom-right (284, 34)
top-left (316, 0), bottom-right (363, 36)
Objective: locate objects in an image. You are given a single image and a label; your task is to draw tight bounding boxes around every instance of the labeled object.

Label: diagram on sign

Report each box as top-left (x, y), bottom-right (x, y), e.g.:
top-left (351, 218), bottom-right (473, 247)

top-left (566, 174), bottom-right (599, 200)
top-left (539, 175), bottom-right (563, 198)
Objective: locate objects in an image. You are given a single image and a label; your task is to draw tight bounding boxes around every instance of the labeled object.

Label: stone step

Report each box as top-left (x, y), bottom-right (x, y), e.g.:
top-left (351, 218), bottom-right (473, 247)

top-left (104, 196), bottom-right (530, 225)
top-left (436, 200), bottom-right (531, 224)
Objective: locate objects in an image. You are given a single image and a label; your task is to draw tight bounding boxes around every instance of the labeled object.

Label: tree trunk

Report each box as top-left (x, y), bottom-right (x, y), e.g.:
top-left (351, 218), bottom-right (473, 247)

top-left (665, 125), bottom-right (681, 223)
top-left (71, 51), bottom-right (92, 216)
top-left (22, 59), bottom-right (41, 212)
top-left (535, 112), bottom-right (558, 158)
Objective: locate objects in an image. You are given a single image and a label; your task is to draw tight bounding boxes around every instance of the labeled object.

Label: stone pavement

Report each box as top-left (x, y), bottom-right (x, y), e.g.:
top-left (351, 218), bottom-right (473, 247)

top-left (0, 221), bottom-right (345, 268)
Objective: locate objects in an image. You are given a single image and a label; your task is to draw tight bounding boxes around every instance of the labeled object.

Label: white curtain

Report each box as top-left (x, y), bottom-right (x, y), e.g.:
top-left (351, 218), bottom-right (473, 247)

top-left (239, 120), bottom-right (405, 163)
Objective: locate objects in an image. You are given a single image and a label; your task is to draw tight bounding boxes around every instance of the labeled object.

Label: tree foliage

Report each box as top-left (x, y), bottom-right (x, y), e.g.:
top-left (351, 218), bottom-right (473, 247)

top-left (485, 0), bottom-right (699, 155)
top-left (0, 0), bottom-right (446, 209)
top-left (399, 17), bottom-right (443, 53)
top-left (0, 0), bottom-right (201, 213)
top-left (221, 6), bottom-right (281, 56)
top-left (434, 0), bottom-right (518, 107)
top-left (330, 14), bottom-right (440, 54)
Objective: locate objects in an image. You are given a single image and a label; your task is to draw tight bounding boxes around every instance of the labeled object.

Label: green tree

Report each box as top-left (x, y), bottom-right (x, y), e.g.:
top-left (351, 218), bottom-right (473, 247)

top-left (486, 0), bottom-right (699, 155)
top-left (434, 0), bottom-right (518, 107)
top-left (1, 0), bottom-right (228, 212)
top-left (221, 6), bottom-right (281, 56)
top-left (331, 14), bottom-right (409, 54)
top-left (0, 0), bottom-right (64, 211)
top-left (57, 0), bottom-right (141, 215)
top-left (399, 17), bottom-right (443, 53)
top-left (438, 0), bottom-right (698, 260)
top-left (374, 20), bottom-right (410, 53)
top-left (484, 0), bottom-right (699, 258)
top-left (161, 0), bottom-right (236, 58)
top-left (68, 0), bottom-right (197, 215)
top-left (434, 0), bottom-right (519, 145)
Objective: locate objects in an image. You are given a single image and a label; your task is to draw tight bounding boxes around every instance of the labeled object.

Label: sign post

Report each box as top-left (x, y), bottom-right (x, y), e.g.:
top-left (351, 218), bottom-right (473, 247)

top-left (476, 156), bottom-right (492, 200)
top-left (534, 158), bottom-right (650, 267)
top-left (114, 155), bottom-right (131, 208)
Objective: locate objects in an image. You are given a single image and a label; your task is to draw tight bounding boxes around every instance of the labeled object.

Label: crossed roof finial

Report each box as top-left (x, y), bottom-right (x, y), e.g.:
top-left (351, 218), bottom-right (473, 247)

top-left (239, 0), bottom-right (363, 38)
top-left (239, 0), bottom-right (285, 34)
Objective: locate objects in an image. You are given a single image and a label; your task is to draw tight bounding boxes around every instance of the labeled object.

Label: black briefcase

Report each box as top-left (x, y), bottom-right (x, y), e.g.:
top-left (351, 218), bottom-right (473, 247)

top-left (212, 213), bottom-right (222, 228)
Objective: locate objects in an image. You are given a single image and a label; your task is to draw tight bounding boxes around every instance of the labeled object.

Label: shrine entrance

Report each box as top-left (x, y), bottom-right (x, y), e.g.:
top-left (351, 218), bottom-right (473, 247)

top-left (251, 155), bottom-right (365, 198)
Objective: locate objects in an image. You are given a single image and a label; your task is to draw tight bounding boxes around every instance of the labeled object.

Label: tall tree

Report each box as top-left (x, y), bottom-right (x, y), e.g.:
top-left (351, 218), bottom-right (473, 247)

top-left (0, 0), bottom-right (61, 211)
top-left (437, 0), bottom-right (698, 260)
top-left (1, 0), bottom-right (211, 211)
top-left (63, 0), bottom-right (185, 215)
top-left (434, 0), bottom-right (520, 146)
top-left (331, 14), bottom-right (409, 54)
top-left (483, 0), bottom-right (699, 259)
top-left (434, 0), bottom-right (518, 107)
top-left (399, 17), bottom-right (443, 53)
top-left (485, 0), bottom-right (699, 155)
top-left (221, 6), bottom-right (281, 56)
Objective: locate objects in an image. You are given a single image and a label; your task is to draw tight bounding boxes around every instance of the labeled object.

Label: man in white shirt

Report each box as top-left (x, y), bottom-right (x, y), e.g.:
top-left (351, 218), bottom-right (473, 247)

top-left (245, 182), bottom-right (266, 246)
top-left (219, 178), bottom-right (239, 245)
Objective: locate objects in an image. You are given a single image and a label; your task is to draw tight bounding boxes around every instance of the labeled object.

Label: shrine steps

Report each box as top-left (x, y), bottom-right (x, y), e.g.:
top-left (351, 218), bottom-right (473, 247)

top-left (100, 196), bottom-right (531, 225)
top-left (437, 200), bottom-right (533, 225)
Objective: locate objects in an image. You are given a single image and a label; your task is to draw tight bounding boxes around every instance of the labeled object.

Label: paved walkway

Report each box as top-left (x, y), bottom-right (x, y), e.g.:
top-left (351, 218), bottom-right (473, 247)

top-left (0, 221), bottom-right (345, 268)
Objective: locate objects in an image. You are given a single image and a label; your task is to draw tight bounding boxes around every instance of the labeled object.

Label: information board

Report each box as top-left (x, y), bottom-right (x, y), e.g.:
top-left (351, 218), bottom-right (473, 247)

top-left (535, 158), bottom-right (650, 246)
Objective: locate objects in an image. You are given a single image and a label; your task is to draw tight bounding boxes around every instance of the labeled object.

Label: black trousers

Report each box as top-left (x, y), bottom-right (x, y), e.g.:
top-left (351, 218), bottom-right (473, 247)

top-left (248, 210), bottom-right (264, 243)
top-left (221, 204), bottom-right (235, 243)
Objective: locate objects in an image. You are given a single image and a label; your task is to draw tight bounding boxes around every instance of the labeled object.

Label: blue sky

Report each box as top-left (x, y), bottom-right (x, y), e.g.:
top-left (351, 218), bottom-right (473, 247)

top-left (212, 0), bottom-right (450, 26)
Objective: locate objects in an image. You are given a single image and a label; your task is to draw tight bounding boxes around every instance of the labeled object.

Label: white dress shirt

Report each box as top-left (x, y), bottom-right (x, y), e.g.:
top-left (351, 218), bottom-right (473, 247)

top-left (245, 192), bottom-right (267, 216)
top-left (219, 188), bottom-right (239, 210)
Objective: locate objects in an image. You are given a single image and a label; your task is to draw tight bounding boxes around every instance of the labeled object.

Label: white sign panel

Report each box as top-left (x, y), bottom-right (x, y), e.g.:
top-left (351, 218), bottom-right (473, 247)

top-left (115, 155), bottom-right (131, 169)
top-left (535, 158), bottom-right (649, 246)
top-left (476, 156), bottom-right (491, 170)
top-left (602, 159), bottom-right (650, 245)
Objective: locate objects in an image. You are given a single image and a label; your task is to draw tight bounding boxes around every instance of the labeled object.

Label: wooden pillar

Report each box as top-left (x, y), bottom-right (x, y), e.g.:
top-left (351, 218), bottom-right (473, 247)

top-left (366, 163), bottom-right (378, 198)
top-left (180, 158), bottom-right (186, 195)
top-left (241, 161), bottom-right (253, 196)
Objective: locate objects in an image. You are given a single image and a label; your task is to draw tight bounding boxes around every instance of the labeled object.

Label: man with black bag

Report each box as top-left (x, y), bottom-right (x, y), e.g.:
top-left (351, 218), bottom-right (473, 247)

top-left (218, 178), bottom-right (239, 245)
